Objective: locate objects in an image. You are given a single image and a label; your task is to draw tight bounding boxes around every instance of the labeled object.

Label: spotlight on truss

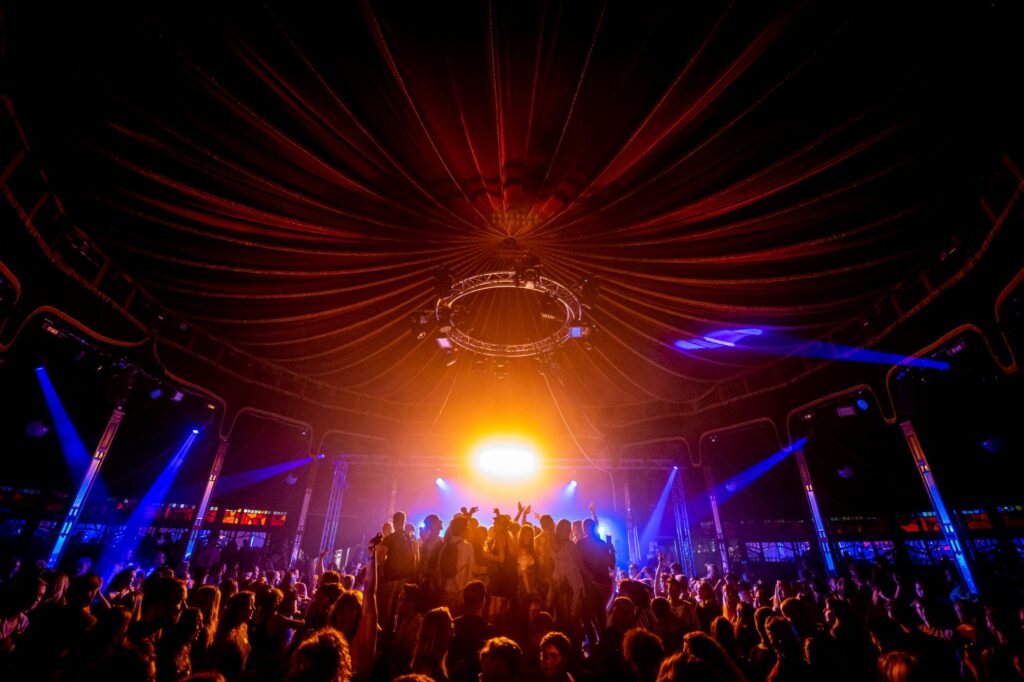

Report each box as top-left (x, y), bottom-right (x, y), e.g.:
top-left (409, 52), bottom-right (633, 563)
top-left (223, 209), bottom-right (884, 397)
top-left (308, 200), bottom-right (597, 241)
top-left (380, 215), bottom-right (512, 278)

top-left (409, 311), bottom-right (432, 340)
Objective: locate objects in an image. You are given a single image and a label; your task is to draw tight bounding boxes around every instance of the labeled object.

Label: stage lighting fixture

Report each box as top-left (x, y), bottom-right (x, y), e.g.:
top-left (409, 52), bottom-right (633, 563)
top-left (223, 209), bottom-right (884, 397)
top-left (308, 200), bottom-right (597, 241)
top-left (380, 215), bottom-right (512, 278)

top-left (474, 439), bottom-right (538, 479)
top-left (436, 337), bottom-right (453, 350)
top-left (570, 480), bottom-right (578, 487)
top-left (191, 428), bottom-right (200, 434)
top-left (836, 405), bottom-right (857, 418)
top-left (855, 398), bottom-right (870, 411)
top-left (171, 391), bottom-right (185, 403)
top-left (316, 453), bottom-right (326, 460)
top-left (410, 311), bottom-right (431, 340)
top-left (149, 387), bottom-right (164, 400)
top-left (25, 420), bottom-right (50, 438)
top-left (980, 437), bottom-right (1005, 453)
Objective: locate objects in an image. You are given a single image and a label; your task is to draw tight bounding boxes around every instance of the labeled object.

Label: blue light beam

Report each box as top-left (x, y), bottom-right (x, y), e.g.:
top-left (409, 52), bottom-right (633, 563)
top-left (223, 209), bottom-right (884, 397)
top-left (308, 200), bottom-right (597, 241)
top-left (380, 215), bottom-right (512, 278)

top-left (99, 428), bottom-right (200, 577)
top-left (35, 367), bottom-right (110, 502)
top-left (178, 456), bottom-right (313, 498)
top-left (711, 438), bottom-right (808, 507)
top-left (638, 467), bottom-right (679, 557)
top-left (675, 329), bottom-right (948, 370)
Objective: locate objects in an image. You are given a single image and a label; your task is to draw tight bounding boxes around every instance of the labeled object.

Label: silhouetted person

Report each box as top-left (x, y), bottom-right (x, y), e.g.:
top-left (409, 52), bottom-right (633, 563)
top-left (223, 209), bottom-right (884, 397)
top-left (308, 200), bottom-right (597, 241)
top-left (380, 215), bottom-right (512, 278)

top-left (284, 627), bottom-right (352, 682)
top-left (624, 628), bottom-right (666, 682)
top-left (480, 636), bottom-right (523, 682)
top-left (449, 580), bottom-right (495, 682)
top-left (412, 606), bottom-right (454, 682)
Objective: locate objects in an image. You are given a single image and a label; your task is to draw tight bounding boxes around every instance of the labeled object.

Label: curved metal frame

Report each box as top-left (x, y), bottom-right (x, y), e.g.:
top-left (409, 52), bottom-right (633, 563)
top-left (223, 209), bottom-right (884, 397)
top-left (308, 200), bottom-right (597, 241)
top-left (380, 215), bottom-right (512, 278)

top-left (435, 271), bottom-right (583, 357)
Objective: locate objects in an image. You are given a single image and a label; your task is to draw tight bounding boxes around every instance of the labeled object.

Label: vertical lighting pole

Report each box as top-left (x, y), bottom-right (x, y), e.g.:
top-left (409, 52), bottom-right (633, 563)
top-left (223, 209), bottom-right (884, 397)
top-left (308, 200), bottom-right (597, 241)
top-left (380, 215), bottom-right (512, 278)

top-left (671, 471), bottom-right (696, 576)
top-left (793, 445), bottom-right (837, 574)
top-left (319, 461), bottom-right (349, 560)
top-left (47, 394), bottom-right (130, 568)
top-left (291, 455), bottom-right (322, 567)
top-left (703, 466), bottom-right (730, 572)
top-left (899, 420), bottom-right (978, 593)
top-left (184, 439), bottom-right (230, 560)
top-left (623, 479), bottom-right (640, 565)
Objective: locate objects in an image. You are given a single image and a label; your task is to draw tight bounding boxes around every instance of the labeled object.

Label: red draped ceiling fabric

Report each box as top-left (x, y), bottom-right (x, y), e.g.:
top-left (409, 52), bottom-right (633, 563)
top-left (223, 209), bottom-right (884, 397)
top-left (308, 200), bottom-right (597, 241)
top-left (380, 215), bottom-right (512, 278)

top-left (6, 1), bottom-right (982, 428)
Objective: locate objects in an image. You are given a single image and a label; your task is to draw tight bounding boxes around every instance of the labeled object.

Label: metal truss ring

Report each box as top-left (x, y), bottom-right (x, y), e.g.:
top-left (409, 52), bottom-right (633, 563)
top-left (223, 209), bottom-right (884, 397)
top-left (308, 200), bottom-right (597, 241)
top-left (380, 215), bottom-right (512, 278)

top-left (436, 271), bottom-right (582, 358)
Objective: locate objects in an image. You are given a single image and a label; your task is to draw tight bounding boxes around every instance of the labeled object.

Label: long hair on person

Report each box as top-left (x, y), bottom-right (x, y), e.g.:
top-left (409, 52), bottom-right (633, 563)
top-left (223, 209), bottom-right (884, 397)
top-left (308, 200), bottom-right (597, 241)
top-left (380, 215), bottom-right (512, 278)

top-left (878, 650), bottom-right (924, 682)
top-left (194, 584), bottom-right (221, 646)
top-left (656, 650), bottom-right (723, 682)
top-left (411, 606), bottom-right (454, 682)
top-left (217, 591), bottom-right (254, 640)
top-left (328, 590), bottom-right (362, 643)
top-left (711, 615), bottom-right (742, 665)
top-left (284, 627), bottom-right (352, 682)
top-left (681, 631), bottom-right (747, 682)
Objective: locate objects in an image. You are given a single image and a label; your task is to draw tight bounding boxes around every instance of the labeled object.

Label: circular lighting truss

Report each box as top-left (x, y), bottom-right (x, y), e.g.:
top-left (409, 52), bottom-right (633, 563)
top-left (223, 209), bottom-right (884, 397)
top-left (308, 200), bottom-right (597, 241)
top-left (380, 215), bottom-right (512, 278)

top-left (436, 271), bottom-right (584, 358)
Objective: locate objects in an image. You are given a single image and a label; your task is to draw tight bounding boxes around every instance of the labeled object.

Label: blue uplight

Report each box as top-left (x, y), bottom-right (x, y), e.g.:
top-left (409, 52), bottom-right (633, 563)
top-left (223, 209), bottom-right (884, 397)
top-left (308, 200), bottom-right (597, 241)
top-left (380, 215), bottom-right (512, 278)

top-left (980, 437), bottom-right (1005, 453)
top-left (855, 398), bottom-right (869, 411)
top-left (179, 456), bottom-right (315, 498)
top-left (712, 438), bottom-right (808, 505)
top-left (638, 467), bottom-right (679, 553)
top-left (98, 427), bottom-right (200, 577)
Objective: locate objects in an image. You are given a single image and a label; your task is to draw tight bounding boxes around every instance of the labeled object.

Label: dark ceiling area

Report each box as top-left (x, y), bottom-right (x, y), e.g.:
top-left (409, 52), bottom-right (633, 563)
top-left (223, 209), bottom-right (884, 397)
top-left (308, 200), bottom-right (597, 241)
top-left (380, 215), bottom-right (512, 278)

top-left (1, 1), bottom-right (1023, 451)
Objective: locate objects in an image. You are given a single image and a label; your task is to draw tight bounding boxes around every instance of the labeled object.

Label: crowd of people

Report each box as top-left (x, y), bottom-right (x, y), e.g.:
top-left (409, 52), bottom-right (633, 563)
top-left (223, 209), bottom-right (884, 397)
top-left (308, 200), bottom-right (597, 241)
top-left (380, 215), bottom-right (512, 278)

top-left (1, 501), bottom-right (1023, 681)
